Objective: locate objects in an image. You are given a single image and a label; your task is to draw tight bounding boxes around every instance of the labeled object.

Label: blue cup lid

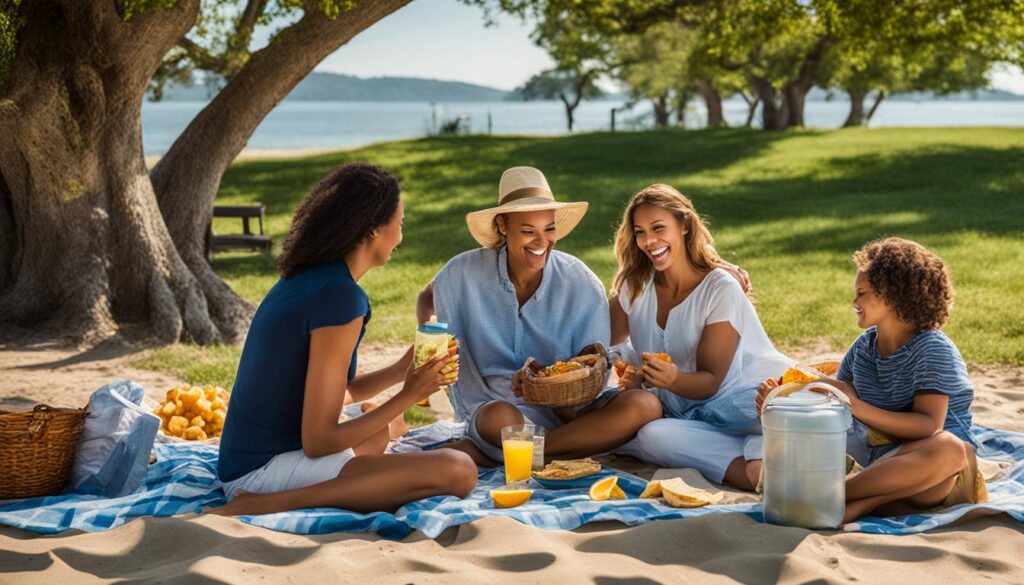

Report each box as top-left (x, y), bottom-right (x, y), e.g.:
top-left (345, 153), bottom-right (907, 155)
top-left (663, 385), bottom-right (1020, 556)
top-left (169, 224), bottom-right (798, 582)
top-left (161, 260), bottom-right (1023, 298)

top-left (417, 321), bottom-right (448, 334)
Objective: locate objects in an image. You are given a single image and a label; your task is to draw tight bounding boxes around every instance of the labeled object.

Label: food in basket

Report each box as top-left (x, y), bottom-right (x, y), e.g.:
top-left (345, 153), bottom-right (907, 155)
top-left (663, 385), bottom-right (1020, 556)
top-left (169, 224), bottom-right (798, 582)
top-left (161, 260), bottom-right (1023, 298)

top-left (659, 478), bottom-right (723, 508)
top-left (532, 458), bottom-right (601, 479)
top-left (154, 385), bottom-right (229, 440)
top-left (808, 360), bottom-right (840, 377)
top-left (537, 360), bottom-right (588, 383)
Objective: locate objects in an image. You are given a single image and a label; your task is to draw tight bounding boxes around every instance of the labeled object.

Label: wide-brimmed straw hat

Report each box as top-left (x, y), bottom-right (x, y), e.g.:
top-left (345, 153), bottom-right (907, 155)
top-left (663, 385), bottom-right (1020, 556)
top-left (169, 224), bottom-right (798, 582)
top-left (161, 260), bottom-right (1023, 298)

top-left (466, 166), bottom-right (589, 248)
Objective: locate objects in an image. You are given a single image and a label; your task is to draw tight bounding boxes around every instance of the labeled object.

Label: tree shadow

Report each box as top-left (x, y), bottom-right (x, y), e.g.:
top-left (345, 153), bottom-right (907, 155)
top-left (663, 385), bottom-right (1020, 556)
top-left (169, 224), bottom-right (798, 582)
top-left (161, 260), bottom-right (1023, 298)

top-left (701, 145), bottom-right (1024, 259)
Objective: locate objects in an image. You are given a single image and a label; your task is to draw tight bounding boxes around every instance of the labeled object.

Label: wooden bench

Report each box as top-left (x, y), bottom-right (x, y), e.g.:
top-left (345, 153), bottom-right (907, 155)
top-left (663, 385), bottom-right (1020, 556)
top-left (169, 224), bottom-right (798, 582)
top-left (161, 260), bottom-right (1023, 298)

top-left (205, 205), bottom-right (272, 261)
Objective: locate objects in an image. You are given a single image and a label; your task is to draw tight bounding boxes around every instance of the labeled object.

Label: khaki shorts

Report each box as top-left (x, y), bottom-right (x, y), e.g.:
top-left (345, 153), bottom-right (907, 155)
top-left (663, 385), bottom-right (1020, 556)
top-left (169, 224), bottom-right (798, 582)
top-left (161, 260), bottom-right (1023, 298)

top-left (941, 445), bottom-right (988, 507)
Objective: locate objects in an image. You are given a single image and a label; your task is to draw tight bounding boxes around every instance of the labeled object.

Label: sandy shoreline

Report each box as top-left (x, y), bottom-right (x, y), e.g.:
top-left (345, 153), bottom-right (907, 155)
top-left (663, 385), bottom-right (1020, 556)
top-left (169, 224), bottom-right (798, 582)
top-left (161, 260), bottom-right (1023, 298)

top-left (2, 339), bottom-right (1023, 583)
top-left (144, 146), bottom-right (351, 168)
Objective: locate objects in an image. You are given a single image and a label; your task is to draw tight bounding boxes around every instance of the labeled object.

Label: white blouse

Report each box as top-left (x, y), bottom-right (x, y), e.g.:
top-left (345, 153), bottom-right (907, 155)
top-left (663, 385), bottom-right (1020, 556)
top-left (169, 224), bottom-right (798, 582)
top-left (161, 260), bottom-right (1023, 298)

top-left (619, 269), bottom-right (793, 417)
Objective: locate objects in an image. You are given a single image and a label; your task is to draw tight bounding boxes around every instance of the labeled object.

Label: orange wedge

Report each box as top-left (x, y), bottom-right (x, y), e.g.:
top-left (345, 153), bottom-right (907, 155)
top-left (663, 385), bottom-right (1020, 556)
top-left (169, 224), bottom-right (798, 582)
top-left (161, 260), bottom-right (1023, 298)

top-left (589, 476), bottom-right (619, 501)
top-left (610, 484), bottom-right (627, 500)
top-left (491, 488), bottom-right (534, 508)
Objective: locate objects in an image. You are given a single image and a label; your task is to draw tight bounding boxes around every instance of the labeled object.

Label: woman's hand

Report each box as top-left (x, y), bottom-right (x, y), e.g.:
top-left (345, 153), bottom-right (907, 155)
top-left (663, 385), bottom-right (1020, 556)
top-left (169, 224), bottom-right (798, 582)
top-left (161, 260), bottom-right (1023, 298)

top-left (618, 365), bottom-right (644, 390)
top-left (399, 355), bottom-right (453, 404)
top-left (755, 377), bottom-right (780, 413)
top-left (717, 260), bottom-right (752, 294)
top-left (641, 354), bottom-right (680, 390)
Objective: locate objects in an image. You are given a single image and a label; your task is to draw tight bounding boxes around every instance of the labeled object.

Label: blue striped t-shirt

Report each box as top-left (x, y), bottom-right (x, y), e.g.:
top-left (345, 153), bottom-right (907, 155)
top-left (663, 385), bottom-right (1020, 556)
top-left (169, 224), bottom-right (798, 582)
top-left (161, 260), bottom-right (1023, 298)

top-left (837, 327), bottom-right (973, 441)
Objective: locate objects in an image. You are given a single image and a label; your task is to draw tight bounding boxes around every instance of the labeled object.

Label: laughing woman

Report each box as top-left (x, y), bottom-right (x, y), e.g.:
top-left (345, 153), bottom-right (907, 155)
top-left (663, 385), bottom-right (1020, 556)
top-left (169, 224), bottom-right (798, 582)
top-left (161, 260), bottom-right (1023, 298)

top-left (211, 163), bottom-right (477, 516)
top-left (611, 184), bottom-right (793, 490)
top-left (416, 167), bottom-right (664, 465)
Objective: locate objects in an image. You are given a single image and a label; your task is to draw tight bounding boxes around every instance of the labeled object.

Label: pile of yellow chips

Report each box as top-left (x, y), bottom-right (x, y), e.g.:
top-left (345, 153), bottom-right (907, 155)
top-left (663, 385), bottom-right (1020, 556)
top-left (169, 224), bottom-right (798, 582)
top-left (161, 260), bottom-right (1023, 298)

top-left (154, 385), bottom-right (229, 441)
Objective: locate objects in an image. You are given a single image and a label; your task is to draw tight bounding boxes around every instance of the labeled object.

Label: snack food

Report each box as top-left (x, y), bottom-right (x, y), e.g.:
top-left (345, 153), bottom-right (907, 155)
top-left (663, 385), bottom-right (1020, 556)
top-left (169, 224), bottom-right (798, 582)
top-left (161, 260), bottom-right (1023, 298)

top-left (415, 334), bottom-right (459, 407)
top-left (809, 360), bottom-right (840, 377)
top-left (638, 480), bottom-right (663, 499)
top-left (532, 458), bottom-right (601, 480)
top-left (659, 477), bottom-right (723, 508)
top-left (535, 360), bottom-right (589, 384)
top-left (780, 366), bottom-right (821, 385)
top-left (643, 352), bottom-right (673, 364)
top-left (614, 359), bottom-right (639, 379)
top-left (154, 385), bottom-right (229, 441)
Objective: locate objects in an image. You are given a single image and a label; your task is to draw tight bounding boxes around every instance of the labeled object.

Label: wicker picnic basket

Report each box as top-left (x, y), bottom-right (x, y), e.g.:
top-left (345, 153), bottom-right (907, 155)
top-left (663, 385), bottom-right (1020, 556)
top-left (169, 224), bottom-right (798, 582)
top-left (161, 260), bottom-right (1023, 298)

top-left (0, 404), bottom-right (88, 499)
top-left (515, 343), bottom-right (609, 408)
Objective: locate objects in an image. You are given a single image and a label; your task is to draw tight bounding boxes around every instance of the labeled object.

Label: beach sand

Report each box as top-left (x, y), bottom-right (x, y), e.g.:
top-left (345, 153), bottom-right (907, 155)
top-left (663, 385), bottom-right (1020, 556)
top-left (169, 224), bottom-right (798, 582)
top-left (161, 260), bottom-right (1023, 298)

top-left (2, 339), bottom-right (1023, 584)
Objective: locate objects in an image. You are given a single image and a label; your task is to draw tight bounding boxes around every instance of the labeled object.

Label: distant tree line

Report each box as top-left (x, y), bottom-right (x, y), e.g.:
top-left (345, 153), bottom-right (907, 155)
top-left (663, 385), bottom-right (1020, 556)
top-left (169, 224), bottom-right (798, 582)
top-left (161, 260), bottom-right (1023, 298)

top-left (476, 0), bottom-right (1024, 131)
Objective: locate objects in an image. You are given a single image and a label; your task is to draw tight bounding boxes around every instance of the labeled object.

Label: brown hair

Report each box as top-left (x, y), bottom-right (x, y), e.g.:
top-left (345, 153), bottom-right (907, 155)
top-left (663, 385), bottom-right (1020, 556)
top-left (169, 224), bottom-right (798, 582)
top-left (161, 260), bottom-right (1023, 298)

top-left (853, 237), bottom-right (954, 330)
top-left (612, 184), bottom-right (716, 302)
top-left (276, 163), bottom-right (400, 279)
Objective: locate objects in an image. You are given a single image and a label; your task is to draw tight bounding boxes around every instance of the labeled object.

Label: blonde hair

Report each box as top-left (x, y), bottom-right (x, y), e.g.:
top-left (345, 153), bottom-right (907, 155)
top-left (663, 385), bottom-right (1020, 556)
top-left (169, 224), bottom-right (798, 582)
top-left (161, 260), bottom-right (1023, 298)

top-left (612, 184), bottom-right (716, 303)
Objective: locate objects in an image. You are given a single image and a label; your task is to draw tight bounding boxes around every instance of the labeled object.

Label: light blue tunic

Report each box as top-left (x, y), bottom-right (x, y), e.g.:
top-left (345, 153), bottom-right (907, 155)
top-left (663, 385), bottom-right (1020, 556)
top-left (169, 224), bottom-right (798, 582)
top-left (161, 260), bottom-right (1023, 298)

top-left (432, 246), bottom-right (611, 421)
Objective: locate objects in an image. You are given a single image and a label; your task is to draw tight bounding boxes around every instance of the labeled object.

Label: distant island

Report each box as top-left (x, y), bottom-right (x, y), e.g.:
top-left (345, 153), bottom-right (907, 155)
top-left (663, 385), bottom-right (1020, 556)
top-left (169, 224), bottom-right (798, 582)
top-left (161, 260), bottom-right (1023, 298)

top-left (155, 72), bottom-right (511, 102)
top-left (154, 71), bottom-right (1022, 103)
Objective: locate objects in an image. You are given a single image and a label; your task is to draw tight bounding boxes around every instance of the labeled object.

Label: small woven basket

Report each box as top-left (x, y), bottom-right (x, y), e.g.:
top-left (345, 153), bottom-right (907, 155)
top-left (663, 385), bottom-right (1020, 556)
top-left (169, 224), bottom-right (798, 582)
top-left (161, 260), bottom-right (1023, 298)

top-left (0, 404), bottom-right (88, 499)
top-left (515, 343), bottom-right (609, 408)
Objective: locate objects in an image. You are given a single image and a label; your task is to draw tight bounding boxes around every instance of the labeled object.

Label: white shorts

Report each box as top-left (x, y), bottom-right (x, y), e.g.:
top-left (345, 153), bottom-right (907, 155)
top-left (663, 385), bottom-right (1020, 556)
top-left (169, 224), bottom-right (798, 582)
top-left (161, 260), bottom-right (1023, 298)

top-left (222, 448), bottom-right (355, 500)
top-left (636, 418), bottom-right (762, 483)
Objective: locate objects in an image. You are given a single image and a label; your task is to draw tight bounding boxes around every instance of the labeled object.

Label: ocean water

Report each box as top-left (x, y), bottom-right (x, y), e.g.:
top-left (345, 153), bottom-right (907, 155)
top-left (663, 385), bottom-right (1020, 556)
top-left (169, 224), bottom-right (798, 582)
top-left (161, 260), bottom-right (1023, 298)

top-left (141, 99), bottom-right (1024, 155)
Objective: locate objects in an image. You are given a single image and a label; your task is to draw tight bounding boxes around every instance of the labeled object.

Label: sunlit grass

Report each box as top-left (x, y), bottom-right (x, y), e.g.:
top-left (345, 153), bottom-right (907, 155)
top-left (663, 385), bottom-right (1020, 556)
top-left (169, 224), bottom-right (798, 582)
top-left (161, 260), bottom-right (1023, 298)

top-left (139, 127), bottom-right (1024, 392)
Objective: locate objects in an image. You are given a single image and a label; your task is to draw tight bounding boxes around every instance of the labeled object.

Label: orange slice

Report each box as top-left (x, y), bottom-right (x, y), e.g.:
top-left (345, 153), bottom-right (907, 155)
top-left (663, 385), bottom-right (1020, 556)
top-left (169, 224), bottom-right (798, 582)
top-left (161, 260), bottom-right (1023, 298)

top-left (491, 488), bottom-right (534, 508)
top-left (589, 476), bottom-right (619, 501)
top-left (610, 484), bottom-right (627, 500)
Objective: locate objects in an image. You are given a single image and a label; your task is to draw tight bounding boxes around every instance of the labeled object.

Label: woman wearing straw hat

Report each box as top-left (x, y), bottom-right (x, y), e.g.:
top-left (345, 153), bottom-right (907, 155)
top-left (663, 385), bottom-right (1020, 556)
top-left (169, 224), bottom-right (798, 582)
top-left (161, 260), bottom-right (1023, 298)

top-left (416, 167), bottom-right (664, 464)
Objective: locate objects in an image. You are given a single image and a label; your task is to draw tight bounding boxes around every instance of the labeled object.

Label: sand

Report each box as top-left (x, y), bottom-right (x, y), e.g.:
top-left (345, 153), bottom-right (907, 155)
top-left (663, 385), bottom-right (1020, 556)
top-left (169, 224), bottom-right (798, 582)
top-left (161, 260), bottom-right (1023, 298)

top-left (2, 339), bottom-right (1023, 584)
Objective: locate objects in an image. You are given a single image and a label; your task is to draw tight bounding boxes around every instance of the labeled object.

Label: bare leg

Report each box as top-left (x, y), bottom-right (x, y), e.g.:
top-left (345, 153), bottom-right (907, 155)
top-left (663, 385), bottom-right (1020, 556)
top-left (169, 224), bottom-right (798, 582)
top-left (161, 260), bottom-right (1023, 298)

top-left (361, 401), bottom-right (409, 440)
top-left (543, 390), bottom-right (662, 459)
top-left (441, 400), bottom-right (523, 467)
top-left (444, 439), bottom-right (499, 468)
top-left (722, 457), bottom-right (760, 491)
top-left (842, 432), bottom-right (966, 523)
top-left (207, 449), bottom-right (478, 516)
top-left (352, 425), bottom-right (390, 457)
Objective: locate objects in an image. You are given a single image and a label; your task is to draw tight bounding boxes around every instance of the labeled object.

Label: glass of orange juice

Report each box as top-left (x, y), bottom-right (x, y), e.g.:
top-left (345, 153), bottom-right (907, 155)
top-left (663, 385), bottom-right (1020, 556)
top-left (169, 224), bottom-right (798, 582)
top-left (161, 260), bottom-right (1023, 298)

top-left (501, 424), bottom-right (536, 486)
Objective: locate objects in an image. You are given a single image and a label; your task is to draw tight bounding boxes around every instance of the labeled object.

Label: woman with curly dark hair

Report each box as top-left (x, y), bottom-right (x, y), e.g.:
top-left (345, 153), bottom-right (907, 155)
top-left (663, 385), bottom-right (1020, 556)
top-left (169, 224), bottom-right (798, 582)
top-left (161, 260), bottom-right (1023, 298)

top-left (756, 237), bottom-right (986, 522)
top-left (211, 163), bottom-right (477, 516)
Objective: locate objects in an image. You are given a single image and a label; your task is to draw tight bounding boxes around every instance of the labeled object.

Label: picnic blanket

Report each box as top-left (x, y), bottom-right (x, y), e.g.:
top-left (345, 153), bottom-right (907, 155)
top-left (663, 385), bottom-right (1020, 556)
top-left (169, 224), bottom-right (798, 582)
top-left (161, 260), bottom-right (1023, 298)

top-left (1, 425), bottom-right (1022, 539)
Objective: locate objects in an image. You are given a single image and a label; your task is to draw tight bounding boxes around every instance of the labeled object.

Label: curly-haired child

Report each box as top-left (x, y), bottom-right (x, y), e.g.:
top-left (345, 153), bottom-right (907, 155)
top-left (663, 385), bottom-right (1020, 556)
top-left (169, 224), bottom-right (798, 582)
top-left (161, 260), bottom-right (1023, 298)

top-left (756, 237), bottom-right (986, 522)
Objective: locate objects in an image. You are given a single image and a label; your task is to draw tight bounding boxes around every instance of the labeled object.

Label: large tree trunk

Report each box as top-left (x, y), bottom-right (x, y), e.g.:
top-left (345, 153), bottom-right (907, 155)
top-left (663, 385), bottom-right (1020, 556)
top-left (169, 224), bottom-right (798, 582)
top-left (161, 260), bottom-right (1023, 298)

top-left (151, 0), bottom-right (411, 342)
top-left (651, 93), bottom-right (670, 128)
top-left (748, 74), bottom-right (790, 130)
top-left (0, 1), bottom-right (226, 344)
top-left (694, 79), bottom-right (725, 128)
top-left (844, 90), bottom-right (867, 127)
top-left (780, 37), bottom-right (831, 129)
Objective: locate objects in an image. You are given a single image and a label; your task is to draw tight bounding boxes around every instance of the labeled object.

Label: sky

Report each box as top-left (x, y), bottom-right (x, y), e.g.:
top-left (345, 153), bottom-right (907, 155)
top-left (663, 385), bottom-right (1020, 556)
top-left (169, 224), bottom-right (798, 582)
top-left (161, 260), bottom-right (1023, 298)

top-left (312, 0), bottom-right (1024, 94)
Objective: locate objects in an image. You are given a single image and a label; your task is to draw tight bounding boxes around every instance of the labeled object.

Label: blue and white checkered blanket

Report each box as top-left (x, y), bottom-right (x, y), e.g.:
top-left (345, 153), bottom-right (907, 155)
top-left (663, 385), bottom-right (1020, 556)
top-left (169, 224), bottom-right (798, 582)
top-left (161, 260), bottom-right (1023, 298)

top-left (2, 425), bottom-right (1022, 539)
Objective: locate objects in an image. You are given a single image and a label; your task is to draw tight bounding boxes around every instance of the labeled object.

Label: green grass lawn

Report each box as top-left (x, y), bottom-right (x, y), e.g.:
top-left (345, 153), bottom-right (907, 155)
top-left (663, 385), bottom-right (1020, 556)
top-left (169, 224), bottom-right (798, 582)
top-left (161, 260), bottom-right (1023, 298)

top-left (136, 127), bottom-right (1024, 393)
